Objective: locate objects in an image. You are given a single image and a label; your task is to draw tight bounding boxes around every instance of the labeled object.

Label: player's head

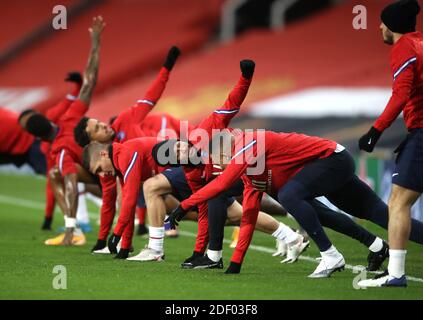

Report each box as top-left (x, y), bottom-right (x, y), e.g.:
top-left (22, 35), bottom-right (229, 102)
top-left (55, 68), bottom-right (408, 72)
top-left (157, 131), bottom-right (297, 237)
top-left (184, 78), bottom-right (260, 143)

top-left (151, 139), bottom-right (202, 167)
top-left (380, 0), bottom-right (420, 44)
top-left (209, 130), bottom-right (234, 170)
top-left (82, 141), bottom-right (116, 177)
top-left (74, 117), bottom-right (115, 147)
top-left (22, 112), bottom-right (54, 141)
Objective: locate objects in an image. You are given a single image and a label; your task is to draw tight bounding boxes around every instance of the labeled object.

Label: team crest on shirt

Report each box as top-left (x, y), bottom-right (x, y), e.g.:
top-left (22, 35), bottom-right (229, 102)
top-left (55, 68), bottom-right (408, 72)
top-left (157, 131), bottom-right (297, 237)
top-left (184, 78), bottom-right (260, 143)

top-left (117, 131), bottom-right (126, 141)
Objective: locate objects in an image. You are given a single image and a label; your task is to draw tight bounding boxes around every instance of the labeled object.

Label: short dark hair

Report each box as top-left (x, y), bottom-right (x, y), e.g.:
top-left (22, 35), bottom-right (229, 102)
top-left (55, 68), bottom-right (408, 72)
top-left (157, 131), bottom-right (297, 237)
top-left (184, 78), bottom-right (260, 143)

top-left (74, 117), bottom-right (90, 147)
top-left (151, 139), bottom-right (178, 167)
top-left (82, 141), bottom-right (108, 173)
top-left (26, 114), bottom-right (52, 139)
top-left (109, 115), bottom-right (117, 125)
top-left (18, 109), bottom-right (37, 123)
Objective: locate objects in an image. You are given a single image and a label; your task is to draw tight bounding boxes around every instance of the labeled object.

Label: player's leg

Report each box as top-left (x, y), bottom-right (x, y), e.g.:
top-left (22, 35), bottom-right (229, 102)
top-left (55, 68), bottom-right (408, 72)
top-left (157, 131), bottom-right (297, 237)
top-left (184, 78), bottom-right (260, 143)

top-left (310, 198), bottom-right (386, 271)
top-left (227, 200), bottom-right (309, 263)
top-left (387, 185), bottom-right (420, 280)
top-left (127, 173), bottom-right (171, 261)
top-left (42, 175), bottom-right (56, 230)
top-left (327, 174), bottom-right (423, 244)
top-left (278, 150), bottom-right (356, 278)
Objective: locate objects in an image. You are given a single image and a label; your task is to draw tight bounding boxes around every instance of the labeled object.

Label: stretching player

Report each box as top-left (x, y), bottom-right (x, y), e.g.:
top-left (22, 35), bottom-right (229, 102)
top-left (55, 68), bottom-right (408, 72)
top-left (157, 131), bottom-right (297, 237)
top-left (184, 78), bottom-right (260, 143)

top-left (18, 72), bottom-right (82, 230)
top-left (150, 61), bottom-right (391, 271)
top-left (73, 46), bottom-right (188, 252)
top-left (22, 16), bottom-right (105, 245)
top-left (358, 0), bottom-right (423, 287)
top-left (166, 128), bottom-right (423, 277)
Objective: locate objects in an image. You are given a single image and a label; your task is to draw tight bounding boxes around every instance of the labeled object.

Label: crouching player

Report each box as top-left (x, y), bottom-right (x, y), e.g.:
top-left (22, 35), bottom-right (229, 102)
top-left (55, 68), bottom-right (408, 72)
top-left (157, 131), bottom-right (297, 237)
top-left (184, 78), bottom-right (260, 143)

top-left (167, 129), bottom-right (423, 277)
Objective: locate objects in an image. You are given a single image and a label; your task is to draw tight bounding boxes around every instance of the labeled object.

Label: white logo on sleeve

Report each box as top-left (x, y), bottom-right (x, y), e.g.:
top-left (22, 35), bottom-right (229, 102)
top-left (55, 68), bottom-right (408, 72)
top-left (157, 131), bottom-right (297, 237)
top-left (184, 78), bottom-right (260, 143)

top-left (368, 138), bottom-right (372, 145)
top-left (392, 173), bottom-right (399, 177)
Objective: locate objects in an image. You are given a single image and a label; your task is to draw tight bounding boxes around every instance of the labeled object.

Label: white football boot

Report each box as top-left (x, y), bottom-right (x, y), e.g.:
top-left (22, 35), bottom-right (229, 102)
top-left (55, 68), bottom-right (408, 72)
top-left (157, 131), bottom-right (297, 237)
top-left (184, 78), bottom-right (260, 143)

top-left (308, 247), bottom-right (345, 278)
top-left (357, 270), bottom-right (407, 288)
top-left (272, 239), bottom-right (288, 257)
top-left (126, 246), bottom-right (164, 262)
top-left (281, 235), bottom-right (310, 264)
top-left (92, 239), bottom-right (121, 254)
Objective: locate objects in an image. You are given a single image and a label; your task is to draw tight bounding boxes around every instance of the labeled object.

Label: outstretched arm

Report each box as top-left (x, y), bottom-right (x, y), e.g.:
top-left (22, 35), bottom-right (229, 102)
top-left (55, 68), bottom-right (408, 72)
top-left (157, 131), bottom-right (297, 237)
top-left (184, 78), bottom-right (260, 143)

top-left (78, 16), bottom-right (105, 105)
top-left (113, 46), bottom-right (181, 127)
top-left (192, 60), bottom-right (255, 149)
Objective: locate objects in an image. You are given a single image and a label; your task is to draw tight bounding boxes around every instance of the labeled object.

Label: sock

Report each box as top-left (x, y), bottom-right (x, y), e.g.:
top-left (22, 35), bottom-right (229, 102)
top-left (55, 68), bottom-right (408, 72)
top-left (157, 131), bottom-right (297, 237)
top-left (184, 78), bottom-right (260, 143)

top-left (207, 249), bottom-right (222, 262)
top-left (76, 183), bottom-right (90, 224)
top-left (271, 222), bottom-right (298, 244)
top-left (368, 237), bottom-right (383, 252)
top-left (388, 249), bottom-right (407, 278)
top-left (321, 245), bottom-right (339, 257)
top-left (148, 226), bottom-right (165, 252)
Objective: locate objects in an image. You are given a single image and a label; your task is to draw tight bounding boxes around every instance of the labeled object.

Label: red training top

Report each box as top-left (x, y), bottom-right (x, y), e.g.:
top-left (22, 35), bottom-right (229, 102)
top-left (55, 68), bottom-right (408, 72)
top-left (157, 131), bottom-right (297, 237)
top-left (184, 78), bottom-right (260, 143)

top-left (374, 32), bottom-right (423, 132)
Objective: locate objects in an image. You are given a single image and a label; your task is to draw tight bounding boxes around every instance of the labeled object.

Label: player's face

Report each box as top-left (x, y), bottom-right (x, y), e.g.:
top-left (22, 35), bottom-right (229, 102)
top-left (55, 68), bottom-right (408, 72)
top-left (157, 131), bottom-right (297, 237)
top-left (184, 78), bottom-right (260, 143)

top-left (173, 141), bottom-right (195, 164)
top-left (380, 22), bottom-right (394, 45)
top-left (86, 118), bottom-right (115, 143)
top-left (91, 153), bottom-right (115, 177)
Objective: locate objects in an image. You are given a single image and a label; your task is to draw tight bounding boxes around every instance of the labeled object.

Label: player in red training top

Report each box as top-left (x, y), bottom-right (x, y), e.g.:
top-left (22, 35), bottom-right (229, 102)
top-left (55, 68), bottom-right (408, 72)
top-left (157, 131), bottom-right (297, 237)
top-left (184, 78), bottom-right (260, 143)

top-left (358, 0), bottom-right (423, 288)
top-left (18, 72), bottom-right (82, 230)
top-left (73, 46), bottom-right (191, 254)
top-left (82, 138), bottom-right (173, 258)
top-left (142, 60), bottom-right (256, 263)
top-left (22, 16), bottom-right (105, 246)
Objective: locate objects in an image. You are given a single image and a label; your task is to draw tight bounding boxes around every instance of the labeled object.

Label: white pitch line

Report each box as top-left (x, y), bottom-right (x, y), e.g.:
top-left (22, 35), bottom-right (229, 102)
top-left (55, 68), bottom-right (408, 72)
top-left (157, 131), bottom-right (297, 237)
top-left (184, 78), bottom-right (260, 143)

top-left (178, 232), bottom-right (423, 284)
top-left (1, 194), bottom-right (423, 284)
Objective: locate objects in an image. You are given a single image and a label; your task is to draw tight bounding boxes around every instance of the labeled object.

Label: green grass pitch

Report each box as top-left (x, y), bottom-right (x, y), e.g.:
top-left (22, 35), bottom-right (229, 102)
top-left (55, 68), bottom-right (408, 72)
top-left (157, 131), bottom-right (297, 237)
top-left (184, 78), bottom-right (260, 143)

top-left (0, 173), bottom-right (422, 300)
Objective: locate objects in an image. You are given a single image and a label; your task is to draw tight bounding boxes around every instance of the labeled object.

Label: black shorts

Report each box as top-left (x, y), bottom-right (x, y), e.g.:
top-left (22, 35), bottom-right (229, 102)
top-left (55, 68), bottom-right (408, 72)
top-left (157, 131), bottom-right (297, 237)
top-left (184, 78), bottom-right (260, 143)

top-left (162, 167), bottom-right (194, 202)
top-left (393, 128), bottom-right (423, 193)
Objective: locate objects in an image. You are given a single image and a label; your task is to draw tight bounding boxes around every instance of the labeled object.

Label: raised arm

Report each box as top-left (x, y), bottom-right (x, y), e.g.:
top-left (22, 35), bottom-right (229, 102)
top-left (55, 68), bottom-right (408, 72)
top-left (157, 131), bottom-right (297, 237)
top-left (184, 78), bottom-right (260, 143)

top-left (113, 46), bottom-right (180, 127)
top-left (194, 60), bottom-right (255, 137)
top-left (78, 16), bottom-right (105, 105)
top-left (46, 72), bottom-right (82, 122)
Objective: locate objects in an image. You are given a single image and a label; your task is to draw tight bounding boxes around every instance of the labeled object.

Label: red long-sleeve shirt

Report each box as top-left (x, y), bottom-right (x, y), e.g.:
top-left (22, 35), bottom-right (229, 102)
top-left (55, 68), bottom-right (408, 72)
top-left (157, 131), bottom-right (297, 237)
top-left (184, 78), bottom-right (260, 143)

top-left (97, 67), bottom-right (193, 241)
top-left (41, 86), bottom-right (80, 217)
top-left (0, 108), bottom-right (34, 155)
top-left (51, 99), bottom-right (88, 176)
top-left (374, 32), bottom-right (423, 132)
top-left (111, 138), bottom-right (164, 243)
top-left (41, 86), bottom-right (81, 166)
top-left (180, 130), bottom-right (337, 264)
top-left (182, 75), bottom-right (252, 253)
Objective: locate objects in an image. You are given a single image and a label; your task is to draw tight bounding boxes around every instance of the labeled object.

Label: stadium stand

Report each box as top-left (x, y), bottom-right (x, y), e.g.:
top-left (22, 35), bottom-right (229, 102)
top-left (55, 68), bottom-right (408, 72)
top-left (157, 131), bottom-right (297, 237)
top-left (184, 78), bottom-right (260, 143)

top-left (0, 0), bottom-right (223, 112)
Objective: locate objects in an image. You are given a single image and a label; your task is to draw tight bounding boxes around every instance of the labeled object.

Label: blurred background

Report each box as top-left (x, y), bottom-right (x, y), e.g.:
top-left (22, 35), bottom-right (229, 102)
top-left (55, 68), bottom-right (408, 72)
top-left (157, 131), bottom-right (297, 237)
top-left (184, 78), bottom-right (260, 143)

top-left (0, 0), bottom-right (422, 219)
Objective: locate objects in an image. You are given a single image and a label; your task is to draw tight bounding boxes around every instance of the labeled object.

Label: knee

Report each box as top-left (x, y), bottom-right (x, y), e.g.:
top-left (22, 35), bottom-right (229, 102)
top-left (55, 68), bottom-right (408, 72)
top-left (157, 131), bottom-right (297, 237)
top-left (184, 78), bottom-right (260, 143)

top-left (388, 187), bottom-right (414, 212)
top-left (48, 167), bottom-right (61, 182)
top-left (388, 196), bottom-right (408, 213)
top-left (143, 176), bottom-right (162, 197)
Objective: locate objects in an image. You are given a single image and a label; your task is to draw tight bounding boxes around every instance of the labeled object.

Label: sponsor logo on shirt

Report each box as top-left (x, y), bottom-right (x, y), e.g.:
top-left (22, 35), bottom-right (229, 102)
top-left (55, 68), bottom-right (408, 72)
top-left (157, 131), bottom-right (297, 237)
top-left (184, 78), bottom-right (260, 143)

top-left (117, 131), bottom-right (126, 141)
